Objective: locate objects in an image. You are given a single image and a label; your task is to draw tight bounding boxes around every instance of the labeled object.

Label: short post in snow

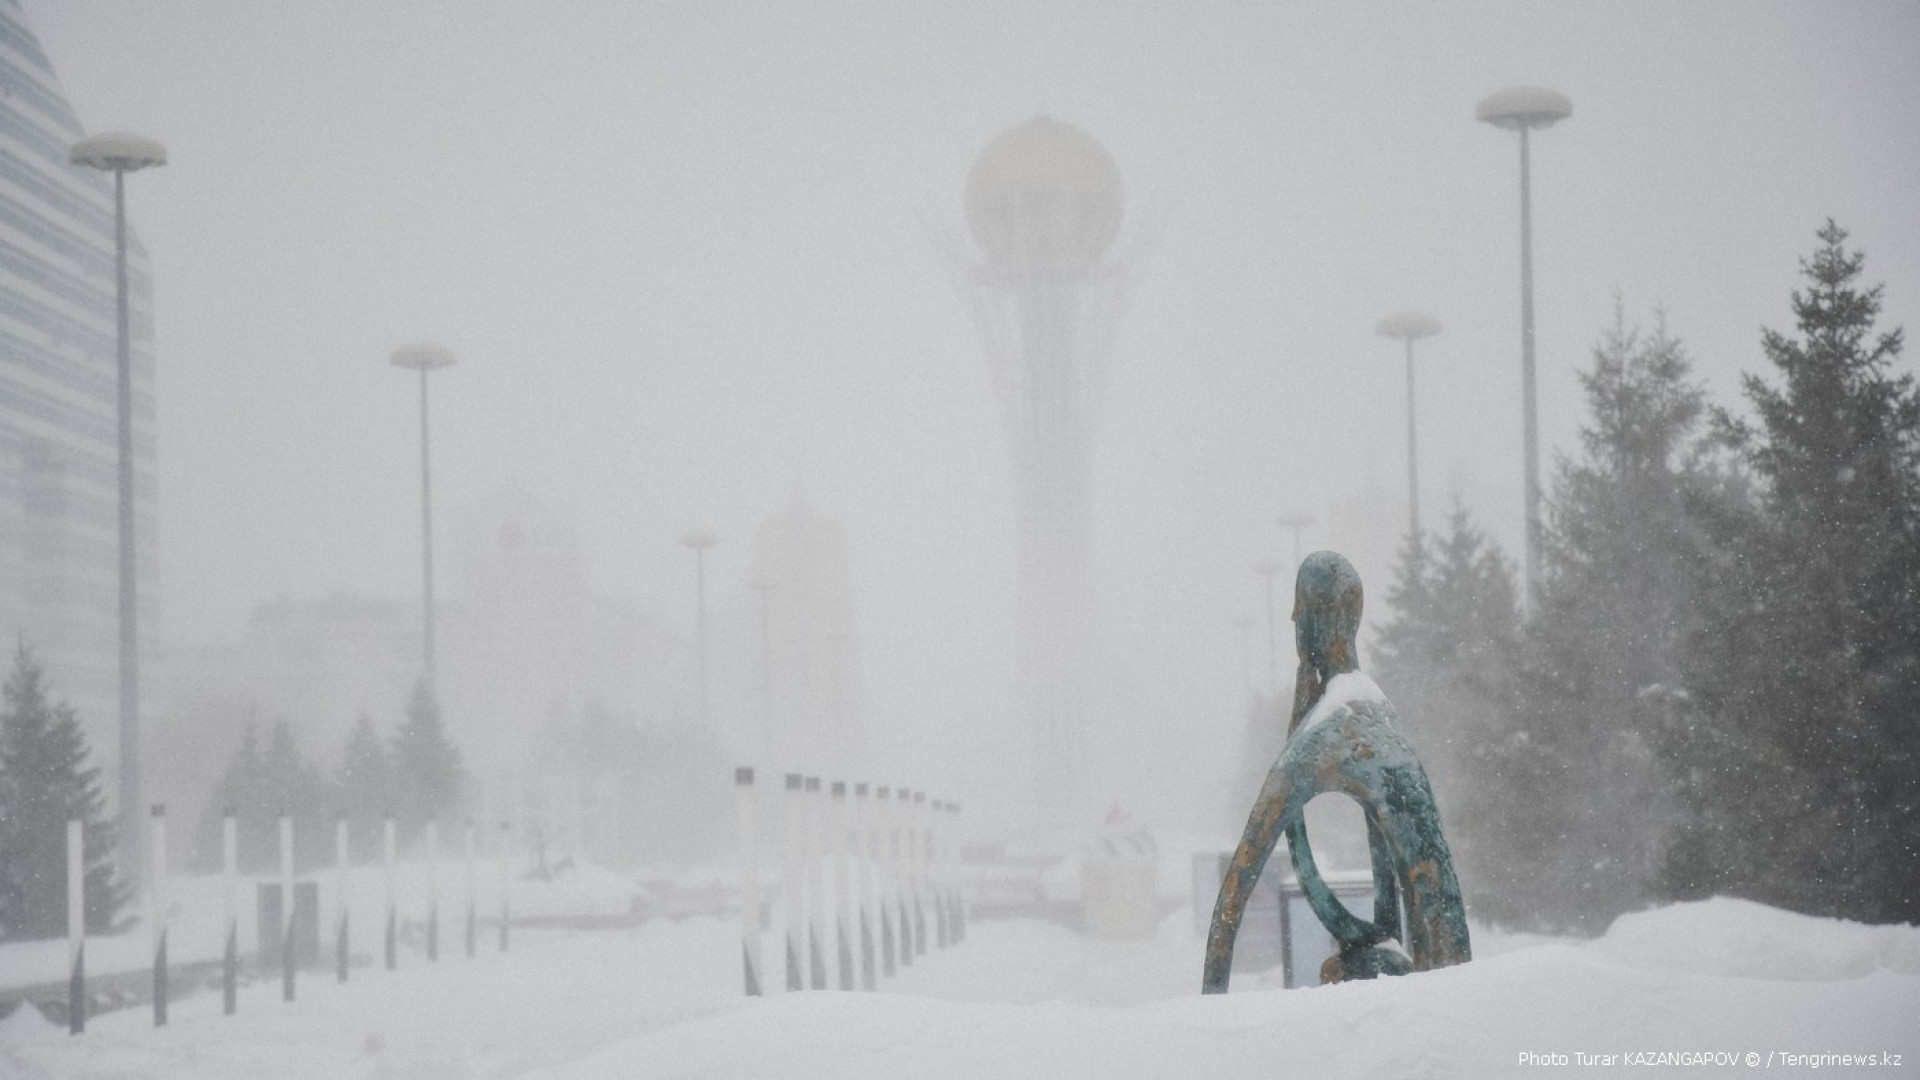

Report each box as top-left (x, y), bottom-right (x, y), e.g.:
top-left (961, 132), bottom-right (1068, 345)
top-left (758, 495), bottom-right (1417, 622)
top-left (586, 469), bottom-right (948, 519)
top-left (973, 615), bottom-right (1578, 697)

top-left (894, 786), bottom-right (915, 969)
top-left (222, 808), bottom-right (238, 1014)
top-left (783, 772), bottom-right (804, 991)
top-left (67, 818), bottom-right (85, 1034)
top-left (151, 804), bottom-right (168, 1025)
top-left (948, 801), bottom-right (966, 942)
top-left (879, 786), bottom-right (901, 972)
top-left (335, 814), bottom-right (350, 982)
top-left (464, 817), bottom-right (477, 960)
top-left (498, 820), bottom-right (511, 953)
top-left (832, 781), bottom-right (854, 988)
top-left (911, 790), bottom-right (928, 957)
top-left (855, 782), bottom-right (876, 990)
top-left (736, 766), bottom-right (762, 995)
top-left (931, 799), bottom-right (950, 949)
top-left (279, 813), bottom-right (295, 1001)
top-left (805, 776), bottom-right (827, 989)
top-left (383, 814), bottom-right (398, 970)
top-left (425, 818), bottom-right (440, 962)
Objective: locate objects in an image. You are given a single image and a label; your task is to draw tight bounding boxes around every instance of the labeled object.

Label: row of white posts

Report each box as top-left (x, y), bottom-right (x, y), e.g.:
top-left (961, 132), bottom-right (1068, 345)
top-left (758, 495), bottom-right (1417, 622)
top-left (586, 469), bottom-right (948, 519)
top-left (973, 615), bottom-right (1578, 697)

top-left (735, 769), bottom-right (966, 996)
top-left (61, 806), bottom-right (510, 1034)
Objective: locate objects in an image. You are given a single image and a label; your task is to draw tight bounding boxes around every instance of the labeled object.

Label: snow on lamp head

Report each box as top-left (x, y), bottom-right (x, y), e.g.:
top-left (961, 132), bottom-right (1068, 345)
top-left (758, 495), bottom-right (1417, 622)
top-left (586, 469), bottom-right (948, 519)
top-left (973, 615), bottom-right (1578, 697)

top-left (70, 131), bottom-right (168, 172)
top-left (1475, 86), bottom-right (1573, 131)
top-left (965, 115), bottom-right (1123, 276)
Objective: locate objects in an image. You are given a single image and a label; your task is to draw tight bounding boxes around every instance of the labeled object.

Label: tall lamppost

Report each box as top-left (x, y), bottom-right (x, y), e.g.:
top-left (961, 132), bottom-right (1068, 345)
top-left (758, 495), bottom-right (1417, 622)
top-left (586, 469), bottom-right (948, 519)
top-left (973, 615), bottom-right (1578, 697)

top-left (70, 131), bottom-right (167, 886)
top-left (1478, 85), bottom-right (1571, 604)
top-left (680, 530), bottom-right (718, 727)
top-left (390, 343), bottom-right (457, 694)
top-left (1275, 512), bottom-right (1314, 573)
top-left (1232, 614), bottom-right (1255, 708)
top-left (1252, 560), bottom-right (1283, 695)
top-left (747, 575), bottom-right (776, 761)
top-left (1375, 313), bottom-right (1442, 537)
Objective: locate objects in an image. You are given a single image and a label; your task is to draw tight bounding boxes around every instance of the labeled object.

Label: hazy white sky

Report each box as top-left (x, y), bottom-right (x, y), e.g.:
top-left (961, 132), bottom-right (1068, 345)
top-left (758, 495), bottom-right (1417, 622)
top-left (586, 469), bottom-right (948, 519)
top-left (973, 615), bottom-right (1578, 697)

top-left (28, 1), bottom-right (1919, 819)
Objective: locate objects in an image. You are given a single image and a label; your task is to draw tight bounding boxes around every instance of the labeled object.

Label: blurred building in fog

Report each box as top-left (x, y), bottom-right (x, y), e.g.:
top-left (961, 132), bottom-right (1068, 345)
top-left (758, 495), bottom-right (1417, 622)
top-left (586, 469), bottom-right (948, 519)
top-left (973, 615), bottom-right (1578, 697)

top-left (161, 488), bottom-right (692, 842)
top-left (0, 0), bottom-right (161, 755)
top-left (956, 115), bottom-right (1134, 826)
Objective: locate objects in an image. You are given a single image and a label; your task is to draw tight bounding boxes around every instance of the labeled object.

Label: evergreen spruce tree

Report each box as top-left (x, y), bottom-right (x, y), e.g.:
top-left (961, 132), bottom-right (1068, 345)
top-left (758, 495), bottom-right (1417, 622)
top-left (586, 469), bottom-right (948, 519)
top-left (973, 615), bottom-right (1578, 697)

top-left (390, 681), bottom-right (465, 848)
top-left (1374, 505), bottom-right (1522, 925)
top-left (1704, 221), bottom-right (1920, 921)
top-left (263, 717), bottom-right (333, 870)
top-left (193, 717), bottom-right (271, 872)
top-left (192, 715), bottom-right (334, 872)
top-left (0, 643), bottom-right (127, 940)
top-left (335, 713), bottom-right (392, 860)
top-left (1506, 301), bottom-right (1724, 930)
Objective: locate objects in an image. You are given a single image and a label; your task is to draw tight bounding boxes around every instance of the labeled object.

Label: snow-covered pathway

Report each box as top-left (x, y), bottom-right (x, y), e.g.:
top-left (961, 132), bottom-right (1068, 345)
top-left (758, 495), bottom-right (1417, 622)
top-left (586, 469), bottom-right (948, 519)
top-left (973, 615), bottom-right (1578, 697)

top-left (3, 898), bottom-right (1916, 1078)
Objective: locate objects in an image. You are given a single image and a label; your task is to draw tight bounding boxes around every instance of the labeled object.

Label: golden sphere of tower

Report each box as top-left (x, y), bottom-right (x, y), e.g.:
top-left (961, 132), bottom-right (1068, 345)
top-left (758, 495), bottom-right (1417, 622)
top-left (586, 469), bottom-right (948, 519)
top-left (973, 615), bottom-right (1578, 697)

top-left (964, 115), bottom-right (1123, 275)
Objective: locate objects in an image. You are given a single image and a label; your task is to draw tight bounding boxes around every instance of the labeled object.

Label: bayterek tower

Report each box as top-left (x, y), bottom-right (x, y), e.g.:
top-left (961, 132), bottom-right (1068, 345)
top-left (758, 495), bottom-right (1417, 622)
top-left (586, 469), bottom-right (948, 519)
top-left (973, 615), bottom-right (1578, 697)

top-left (960, 116), bottom-right (1133, 826)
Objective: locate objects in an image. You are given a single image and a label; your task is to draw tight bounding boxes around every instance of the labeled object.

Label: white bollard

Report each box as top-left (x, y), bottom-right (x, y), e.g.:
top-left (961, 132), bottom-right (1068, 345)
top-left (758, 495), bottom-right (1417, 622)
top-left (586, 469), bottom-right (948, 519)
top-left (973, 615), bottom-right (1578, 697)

top-left (335, 814), bottom-right (350, 982)
top-left (948, 801), bottom-right (967, 942)
top-left (498, 820), bottom-right (511, 952)
top-left (736, 767), bottom-right (761, 995)
top-left (151, 805), bottom-right (168, 1025)
top-left (426, 819), bottom-right (440, 962)
top-left (832, 781), bottom-right (854, 988)
top-left (879, 780), bottom-right (898, 968)
top-left (782, 773), bottom-right (804, 991)
top-left (464, 818), bottom-right (477, 960)
top-left (67, 818), bottom-right (84, 1034)
top-left (222, 809), bottom-right (238, 1014)
top-left (383, 815), bottom-right (398, 970)
top-left (875, 787), bottom-right (896, 977)
top-left (855, 782), bottom-right (876, 990)
top-left (279, 814), bottom-right (295, 1001)
top-left (892, 787), bottom-right (913, 969)
top-left (930, 799), bottom-right (949, 949)
top-left (805, 776), bottom-right (827, 989)
top-left (911, 790), bottom-right (928, 957)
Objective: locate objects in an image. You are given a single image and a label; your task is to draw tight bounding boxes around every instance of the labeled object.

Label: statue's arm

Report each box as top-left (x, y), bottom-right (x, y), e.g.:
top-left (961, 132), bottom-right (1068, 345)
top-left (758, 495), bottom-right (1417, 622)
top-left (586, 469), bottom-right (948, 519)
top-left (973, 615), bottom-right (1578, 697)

top-left (1202, 762), bottom-right (1295, 994)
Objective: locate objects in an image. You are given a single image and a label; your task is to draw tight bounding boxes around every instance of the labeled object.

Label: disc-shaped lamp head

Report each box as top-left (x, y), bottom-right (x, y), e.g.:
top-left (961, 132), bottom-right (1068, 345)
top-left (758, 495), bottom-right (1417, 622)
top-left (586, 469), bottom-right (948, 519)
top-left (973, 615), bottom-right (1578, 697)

top-left (1475, 86), bottom-right (1572, 131)
top-left (71, 131), bottom-right (168, 172)
top-left (390, 343), bottom-right (458, 372)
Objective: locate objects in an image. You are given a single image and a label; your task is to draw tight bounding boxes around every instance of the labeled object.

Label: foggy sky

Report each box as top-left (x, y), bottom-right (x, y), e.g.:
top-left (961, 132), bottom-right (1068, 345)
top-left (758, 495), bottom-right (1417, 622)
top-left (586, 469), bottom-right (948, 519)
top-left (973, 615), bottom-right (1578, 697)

top-left (29, 1), bottom-right (1920, 822)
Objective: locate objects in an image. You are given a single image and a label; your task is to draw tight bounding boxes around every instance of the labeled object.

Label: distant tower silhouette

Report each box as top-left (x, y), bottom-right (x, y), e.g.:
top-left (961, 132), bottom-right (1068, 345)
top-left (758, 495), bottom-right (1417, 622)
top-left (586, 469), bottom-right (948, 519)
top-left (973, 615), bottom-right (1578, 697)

top-left (957, 115), bottom-right (1133, 826)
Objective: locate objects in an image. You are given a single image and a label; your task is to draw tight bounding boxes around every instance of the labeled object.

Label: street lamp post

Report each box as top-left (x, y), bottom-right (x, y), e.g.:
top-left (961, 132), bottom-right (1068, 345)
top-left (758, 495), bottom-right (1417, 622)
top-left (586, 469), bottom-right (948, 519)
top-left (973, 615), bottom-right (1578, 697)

top-left (1252, 560), bottom-right (1283, 696)
top-left (390, 343), bottom-right (457, 694)
top-left (1375, 313), bottom-right (1442, 537)
top-left (748, 575), bottom-right (776, 761)
top-left (1232, 613), bottom-right (1255, 708)
top-left (680, 530), bottom-right (718, 727)
top-left (1478, 85), bottom-right (1571, 604)
top-left (70, 131), bottom-right (166, 888)
top-left (1275, 512), bottom-right (1314, 574)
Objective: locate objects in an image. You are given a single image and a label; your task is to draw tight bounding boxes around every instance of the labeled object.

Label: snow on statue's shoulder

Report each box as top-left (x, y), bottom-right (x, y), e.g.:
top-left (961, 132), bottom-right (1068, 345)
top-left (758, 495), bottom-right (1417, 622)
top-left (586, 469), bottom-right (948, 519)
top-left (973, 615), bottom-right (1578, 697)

top-left (1298, 670), bottom-right (1389, 732)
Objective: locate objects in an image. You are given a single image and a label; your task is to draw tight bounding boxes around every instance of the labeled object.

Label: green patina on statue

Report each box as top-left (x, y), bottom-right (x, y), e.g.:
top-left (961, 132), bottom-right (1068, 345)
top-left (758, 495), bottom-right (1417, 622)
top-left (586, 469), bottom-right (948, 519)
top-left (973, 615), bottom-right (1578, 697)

top-left (1202, 551), bottom-right (1470, 992)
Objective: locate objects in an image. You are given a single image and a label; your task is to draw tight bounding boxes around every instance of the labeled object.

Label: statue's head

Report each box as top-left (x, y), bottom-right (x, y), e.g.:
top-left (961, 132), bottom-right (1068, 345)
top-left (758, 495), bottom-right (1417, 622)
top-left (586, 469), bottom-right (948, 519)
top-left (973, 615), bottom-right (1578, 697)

top-left (1293, 551), bottom-right (1363, 677)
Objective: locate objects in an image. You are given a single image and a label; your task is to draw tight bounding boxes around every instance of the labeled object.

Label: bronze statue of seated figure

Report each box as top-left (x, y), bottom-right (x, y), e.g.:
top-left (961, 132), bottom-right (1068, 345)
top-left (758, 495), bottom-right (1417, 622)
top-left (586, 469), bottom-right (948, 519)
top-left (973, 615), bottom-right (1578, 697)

top-left (1203, 551), bottom-right (1469, 992)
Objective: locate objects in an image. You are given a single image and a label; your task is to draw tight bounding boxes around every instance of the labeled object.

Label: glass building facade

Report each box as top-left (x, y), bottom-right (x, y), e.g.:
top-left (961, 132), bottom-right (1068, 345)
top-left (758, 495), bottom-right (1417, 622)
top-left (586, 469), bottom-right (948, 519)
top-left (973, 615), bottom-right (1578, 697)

top-left (0, 0), bottom-right (159, 744)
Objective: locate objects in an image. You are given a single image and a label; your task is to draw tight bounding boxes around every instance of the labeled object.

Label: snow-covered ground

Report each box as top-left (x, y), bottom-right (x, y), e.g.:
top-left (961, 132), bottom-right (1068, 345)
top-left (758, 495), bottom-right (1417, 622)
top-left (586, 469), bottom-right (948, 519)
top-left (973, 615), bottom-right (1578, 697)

top-left (3, 877), bottom-right (1915, 1079)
